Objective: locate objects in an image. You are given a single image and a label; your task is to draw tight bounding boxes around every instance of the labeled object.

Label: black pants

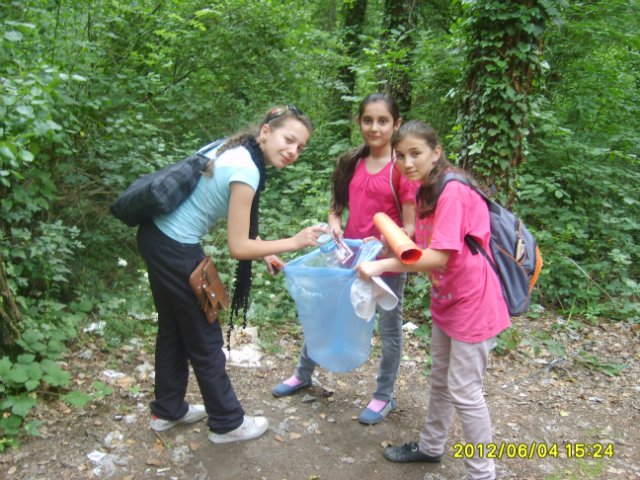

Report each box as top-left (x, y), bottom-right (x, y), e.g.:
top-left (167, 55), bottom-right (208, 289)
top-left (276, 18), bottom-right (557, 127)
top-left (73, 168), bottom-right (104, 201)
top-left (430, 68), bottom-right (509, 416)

top-left (137, 220), bottom-right (244, 434)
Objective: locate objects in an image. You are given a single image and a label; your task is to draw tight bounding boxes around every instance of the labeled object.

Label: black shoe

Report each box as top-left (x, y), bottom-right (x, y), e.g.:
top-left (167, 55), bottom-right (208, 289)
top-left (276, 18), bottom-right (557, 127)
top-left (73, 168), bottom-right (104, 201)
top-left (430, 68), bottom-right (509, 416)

top-left (384, 441), bottom-right (443, 463)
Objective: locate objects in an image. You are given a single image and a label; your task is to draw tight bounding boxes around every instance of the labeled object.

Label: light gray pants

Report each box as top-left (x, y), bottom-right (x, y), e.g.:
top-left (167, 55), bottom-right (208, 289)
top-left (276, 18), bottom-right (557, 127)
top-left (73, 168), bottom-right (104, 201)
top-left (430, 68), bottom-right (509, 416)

top-left (294, 273), bottom-right (407, 402)
top-left (419, 324), bottom-right (496, 480)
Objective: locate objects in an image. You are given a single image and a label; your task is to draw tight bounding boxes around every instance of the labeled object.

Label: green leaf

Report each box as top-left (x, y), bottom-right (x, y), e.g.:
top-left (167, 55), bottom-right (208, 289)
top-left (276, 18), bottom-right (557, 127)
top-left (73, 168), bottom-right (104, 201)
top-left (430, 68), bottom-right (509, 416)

top-left (0, 358), bottom-right (12, 376)
top-left (25, 419), bottom-right (43, 436)
top-left (19, 150), bottom-right (34, 162)
top-left (12, 394), bottom-right (37, 418)
top-left (93, 381), bottom-right (106, 390)
top-left (63, 391), bottom-right (93, 408)
top-left (25, 380), bottom-right (40, 391)
top-left (4, 31), bottom-right (24, 42)
top-left (6, 368), bottom-right (29, 384)
top-left (17, 354), bottom-right (36, 365)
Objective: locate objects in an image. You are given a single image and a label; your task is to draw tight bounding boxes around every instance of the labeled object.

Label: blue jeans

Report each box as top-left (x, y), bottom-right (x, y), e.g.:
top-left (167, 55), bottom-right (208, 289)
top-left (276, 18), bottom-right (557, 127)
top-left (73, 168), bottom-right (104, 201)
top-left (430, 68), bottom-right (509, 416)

top-left (294, 273), bottom-right (407, 401)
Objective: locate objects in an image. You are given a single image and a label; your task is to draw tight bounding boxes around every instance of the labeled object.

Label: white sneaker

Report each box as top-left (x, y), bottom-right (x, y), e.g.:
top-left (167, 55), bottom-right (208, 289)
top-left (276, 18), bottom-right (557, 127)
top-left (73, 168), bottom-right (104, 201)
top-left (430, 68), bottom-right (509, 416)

top-left (150, 405), bottom-right (207, 432)
top-left (208, 416), bottom-right (269, 444)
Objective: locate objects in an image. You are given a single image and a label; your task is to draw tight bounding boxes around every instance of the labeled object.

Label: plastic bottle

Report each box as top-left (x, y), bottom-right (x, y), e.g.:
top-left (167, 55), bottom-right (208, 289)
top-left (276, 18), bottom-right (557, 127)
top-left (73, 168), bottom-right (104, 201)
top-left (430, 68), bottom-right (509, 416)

top-left (317, 233), bottom-right (341, 269)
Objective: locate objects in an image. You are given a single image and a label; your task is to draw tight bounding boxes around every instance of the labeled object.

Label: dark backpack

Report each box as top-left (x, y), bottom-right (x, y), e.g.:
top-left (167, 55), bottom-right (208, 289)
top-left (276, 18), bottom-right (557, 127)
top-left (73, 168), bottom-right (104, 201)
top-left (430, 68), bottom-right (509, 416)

top-left (440, 172), bottom-right (543, 316)
top-left (110, 139), bottom-right (226, 227)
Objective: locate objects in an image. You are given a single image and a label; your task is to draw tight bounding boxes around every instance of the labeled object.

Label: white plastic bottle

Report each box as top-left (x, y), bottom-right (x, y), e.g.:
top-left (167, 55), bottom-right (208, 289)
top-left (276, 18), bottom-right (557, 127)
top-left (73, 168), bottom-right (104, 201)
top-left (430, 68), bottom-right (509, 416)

top-left (317, 233), bottom-right (341, 269)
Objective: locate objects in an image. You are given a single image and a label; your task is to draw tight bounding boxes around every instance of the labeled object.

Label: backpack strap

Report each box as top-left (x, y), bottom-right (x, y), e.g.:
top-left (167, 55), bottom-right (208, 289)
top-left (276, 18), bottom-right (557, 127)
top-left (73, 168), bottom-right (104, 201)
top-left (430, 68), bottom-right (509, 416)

top-left (440, 172), bottom-right (497, 270)
top-left (464, 235), bottom-right (499, 276)
top-left (389, 155), bottom-right (403, 221)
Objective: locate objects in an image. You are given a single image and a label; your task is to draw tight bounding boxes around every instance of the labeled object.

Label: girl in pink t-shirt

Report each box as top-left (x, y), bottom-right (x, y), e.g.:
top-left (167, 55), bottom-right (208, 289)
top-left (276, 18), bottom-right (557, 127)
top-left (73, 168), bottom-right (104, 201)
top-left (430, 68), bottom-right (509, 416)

top-left (355, 120), bottom-right (509, 480)
top-left (272, 93), bottom-right (419, 425)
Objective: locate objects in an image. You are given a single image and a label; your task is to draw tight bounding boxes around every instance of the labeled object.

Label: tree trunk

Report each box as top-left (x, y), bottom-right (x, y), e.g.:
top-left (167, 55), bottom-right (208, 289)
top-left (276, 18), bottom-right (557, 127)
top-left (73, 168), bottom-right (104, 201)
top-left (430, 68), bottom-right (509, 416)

top-left (456, 0), bottom-right (558, 207)
top-left (0, 251), bottom-right (22, 357)
top-left (381, 0), bottom-right (416, 115)
top-left (332, 0), bottom-right (368, 140)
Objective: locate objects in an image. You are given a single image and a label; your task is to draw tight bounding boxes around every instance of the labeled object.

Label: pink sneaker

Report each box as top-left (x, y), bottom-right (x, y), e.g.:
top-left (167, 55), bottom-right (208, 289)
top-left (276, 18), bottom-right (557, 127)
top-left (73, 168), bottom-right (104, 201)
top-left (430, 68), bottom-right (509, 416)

top-left (208, 416), bottom-right (269, 444)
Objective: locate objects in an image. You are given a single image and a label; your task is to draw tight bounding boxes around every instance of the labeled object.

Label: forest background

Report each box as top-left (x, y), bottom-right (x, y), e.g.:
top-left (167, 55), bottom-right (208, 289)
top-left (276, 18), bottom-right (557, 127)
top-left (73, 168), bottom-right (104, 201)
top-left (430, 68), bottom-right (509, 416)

top-left (0, 0), bottom-right (639, 449)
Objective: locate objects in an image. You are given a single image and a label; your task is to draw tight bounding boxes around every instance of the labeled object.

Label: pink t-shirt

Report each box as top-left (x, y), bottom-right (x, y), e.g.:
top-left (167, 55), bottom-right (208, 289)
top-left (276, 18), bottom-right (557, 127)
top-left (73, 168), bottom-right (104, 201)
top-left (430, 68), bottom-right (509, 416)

top-left (344, 159), bottom-right (419, 240)
top-left (415, 181), bottom-right (510, 343)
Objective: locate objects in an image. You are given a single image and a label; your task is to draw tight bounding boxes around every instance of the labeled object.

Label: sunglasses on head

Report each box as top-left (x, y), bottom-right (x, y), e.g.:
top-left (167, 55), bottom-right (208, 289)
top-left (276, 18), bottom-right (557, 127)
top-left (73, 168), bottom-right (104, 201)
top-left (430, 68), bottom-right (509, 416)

top-left (267, 104), bottom-right (311, 127)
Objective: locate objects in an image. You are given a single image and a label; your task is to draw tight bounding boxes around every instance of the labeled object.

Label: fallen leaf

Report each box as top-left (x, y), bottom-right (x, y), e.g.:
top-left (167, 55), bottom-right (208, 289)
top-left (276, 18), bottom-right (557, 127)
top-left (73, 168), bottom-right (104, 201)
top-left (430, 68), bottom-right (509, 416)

top-left (123, 476), bottom-right (134, 480)
top-left (274, 434), bottom-right (285, 443)
top-left (152, 439), bottom-right (165, 452)
top-left (289, 432), bottom-right (302, 440)
top-left (189, 442), bottom-right (200, 452)
top-left (93, 420), bottom-right (103, 426)
top-left (351, 416), bottom-right (358, 420)
top-left (146, 458), bottom-right (161, 466)
top-left (116, 377), bottom-right (133, 388)
top-left (319, 413), bottom-right (326, 419)
top-left (315, 430), bottom-right (322, 435)
top-left (8, 466), bottom-right (17, 475)
top-left (381, 441), bottom-right (391, 448)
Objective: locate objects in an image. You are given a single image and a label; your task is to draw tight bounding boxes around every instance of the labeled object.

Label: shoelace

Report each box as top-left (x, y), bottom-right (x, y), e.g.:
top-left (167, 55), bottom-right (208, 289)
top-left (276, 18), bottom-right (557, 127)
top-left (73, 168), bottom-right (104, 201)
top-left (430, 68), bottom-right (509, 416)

top-left (402, 442), bottom-right (420, 453)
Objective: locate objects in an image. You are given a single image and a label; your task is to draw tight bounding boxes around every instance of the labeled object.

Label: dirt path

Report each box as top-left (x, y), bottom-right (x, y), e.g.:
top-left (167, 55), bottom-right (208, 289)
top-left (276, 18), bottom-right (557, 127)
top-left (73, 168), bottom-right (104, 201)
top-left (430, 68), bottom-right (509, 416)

top-left (1, 317), bottom-right (638, 480)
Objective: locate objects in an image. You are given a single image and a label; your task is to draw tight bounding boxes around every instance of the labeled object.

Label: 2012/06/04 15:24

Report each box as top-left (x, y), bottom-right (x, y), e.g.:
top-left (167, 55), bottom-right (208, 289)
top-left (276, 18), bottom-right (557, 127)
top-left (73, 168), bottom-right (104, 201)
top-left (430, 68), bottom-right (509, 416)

top-left (452, 442), bottom-right (615, 460)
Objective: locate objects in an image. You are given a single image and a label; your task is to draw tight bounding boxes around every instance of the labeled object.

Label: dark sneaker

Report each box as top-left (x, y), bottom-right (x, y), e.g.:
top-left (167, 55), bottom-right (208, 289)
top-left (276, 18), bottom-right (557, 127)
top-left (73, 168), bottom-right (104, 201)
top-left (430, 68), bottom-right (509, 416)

top-left (384, 441), bottom-right (443, 463)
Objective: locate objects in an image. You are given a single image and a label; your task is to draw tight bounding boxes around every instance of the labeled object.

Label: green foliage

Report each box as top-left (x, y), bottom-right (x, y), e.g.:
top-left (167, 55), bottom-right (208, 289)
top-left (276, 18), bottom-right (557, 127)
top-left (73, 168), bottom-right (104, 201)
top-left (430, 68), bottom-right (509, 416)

top-left (493, 328), bottom-right (522, 355)
top-left (576, 353), bottom-right (626, 377)
top-left (404, 273), bottom-right (432, 318)
top-left (453, 0), bottom-right (567, 196)
top-left (1, 0), bottom-right (640, 450)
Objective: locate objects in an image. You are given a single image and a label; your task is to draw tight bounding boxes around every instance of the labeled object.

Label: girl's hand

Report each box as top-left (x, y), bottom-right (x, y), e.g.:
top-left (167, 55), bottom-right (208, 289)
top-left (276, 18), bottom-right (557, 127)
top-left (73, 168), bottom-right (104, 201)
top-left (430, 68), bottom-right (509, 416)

top-left (292, 226), bottom-right (325, 250)
top-left (381, 234), bottom-right (392, 257)
top-left (354, 261), bottom-right (385, 281)
top-left (262, 255), bottom-right (285, 276)
top-left (331, 226), bottom-right (343, 239)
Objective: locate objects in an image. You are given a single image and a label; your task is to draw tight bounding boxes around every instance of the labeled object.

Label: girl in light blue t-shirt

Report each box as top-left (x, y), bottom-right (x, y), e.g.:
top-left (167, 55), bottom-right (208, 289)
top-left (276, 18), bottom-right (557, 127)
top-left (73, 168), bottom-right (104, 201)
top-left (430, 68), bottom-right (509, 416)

top-left (137, 106), bottom-right (325, 445)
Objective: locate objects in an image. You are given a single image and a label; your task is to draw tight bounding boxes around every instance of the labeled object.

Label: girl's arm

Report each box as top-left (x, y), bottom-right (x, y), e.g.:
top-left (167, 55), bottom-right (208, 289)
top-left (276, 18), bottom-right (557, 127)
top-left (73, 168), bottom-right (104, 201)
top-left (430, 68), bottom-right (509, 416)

top-left (227, 182), bottom-right (323, 260)
top-left (355, 248), bottom-right (451, 281)
top-left (401, 201), bottom-right (416, 240)
top-left (328, 208), bottom-right (343, 238)
top-left (256, 236), bottom-right (285, 276)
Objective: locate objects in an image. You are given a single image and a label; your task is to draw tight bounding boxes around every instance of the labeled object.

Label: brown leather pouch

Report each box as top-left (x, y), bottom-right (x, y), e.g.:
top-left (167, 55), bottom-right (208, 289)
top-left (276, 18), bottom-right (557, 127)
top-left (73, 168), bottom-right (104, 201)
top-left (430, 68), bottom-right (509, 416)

top-left (189, 255), bottom-right (230, 324)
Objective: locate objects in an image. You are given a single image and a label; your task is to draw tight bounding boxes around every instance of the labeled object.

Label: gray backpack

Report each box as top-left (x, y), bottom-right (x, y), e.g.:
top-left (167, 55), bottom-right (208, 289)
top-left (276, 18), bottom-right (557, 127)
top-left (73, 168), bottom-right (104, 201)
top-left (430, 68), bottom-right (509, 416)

top-left (440, 172), bottom-right (543, 316)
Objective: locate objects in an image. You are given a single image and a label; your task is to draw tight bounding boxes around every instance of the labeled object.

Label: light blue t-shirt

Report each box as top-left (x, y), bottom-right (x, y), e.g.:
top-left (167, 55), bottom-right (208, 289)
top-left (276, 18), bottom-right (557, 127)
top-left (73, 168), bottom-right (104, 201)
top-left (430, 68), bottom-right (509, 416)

top-left (153, 146), bottom-right (260, 244)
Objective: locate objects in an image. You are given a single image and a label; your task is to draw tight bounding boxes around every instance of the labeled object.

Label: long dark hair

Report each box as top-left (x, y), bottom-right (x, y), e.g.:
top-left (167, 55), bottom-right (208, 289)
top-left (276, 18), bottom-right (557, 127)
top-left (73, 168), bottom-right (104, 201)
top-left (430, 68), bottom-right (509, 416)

top-left (210, 106), bottom-right (314, 325)
top-left (330, 93), bottom-right (401, 215)
top-left (392, 120), bottom-right (487, 219)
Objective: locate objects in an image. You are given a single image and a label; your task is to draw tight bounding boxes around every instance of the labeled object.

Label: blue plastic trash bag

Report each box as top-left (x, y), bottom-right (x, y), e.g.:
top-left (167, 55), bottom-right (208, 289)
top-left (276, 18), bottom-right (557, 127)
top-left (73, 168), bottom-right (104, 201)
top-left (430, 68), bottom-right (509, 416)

top-left (283, 239), bottom-right (383, 373)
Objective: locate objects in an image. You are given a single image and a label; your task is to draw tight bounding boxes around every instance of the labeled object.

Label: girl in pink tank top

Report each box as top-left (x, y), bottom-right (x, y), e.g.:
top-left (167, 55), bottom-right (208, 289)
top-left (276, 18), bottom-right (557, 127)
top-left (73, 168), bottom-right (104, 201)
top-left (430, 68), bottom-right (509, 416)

top-left (272, 94), bottom-right (419, 426)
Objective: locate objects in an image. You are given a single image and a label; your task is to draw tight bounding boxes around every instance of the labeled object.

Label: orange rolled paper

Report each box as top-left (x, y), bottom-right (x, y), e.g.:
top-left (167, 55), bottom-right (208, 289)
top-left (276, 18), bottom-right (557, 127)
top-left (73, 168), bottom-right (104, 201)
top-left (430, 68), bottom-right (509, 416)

top-left (373, 212), bottom-right (422, 264)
